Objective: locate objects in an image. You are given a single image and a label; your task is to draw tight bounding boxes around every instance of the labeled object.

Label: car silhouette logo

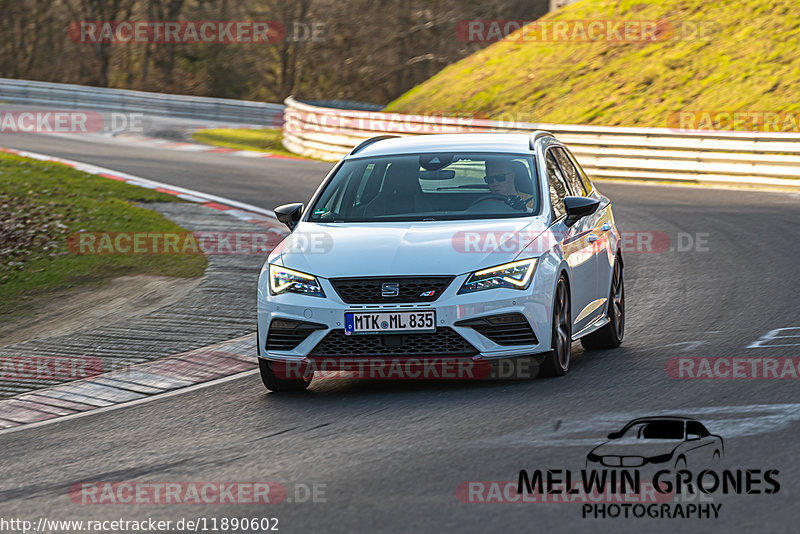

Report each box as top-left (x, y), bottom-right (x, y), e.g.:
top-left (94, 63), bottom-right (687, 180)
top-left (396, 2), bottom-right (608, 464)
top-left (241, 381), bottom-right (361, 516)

top-left (586, 416), bottom-right (724, 470)
top-left (381, 282), bottom-right (400, 297)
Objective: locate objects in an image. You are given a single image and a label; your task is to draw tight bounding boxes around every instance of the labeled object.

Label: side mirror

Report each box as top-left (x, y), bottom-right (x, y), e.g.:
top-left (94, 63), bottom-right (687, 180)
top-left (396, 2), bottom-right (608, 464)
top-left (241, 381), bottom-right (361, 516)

top-left (686, 433), bottom-right (701, 441)
top-left (607, 431), bottom-right (622, 440)
top-left (274, 203), bottom-right (304, 231)
top-left (563, 196), bottom-right (600, 227)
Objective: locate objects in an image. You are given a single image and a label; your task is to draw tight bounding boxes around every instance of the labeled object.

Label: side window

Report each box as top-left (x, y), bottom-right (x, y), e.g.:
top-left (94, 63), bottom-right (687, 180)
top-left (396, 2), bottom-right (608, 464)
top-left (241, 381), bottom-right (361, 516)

top-left (564, 147), bottom-right (593, 194)
top-left (354, 163), bottom-right (377, 203)
top-left (545, 151), bottom-right (569, 219)
top-left (317, 184), bottom-right (345, 216)
top-left (686, 421), bottom-right (710, 438)
top-left (315, 164), bottom-right (370, 218)
top-left (553, 147), bottom-right (586, 196)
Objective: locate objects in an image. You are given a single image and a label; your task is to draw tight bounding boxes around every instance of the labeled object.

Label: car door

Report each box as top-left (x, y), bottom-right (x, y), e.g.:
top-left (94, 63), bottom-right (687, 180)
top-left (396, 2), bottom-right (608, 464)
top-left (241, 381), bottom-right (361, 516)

top-left (545, 149), bottom-right (598, 334)
top-left (564, 147), bottom-right (617, 310)
top-left (685, 421), bottom-right (718, 464)
top-left (552, 147), bottom-right (610, 327)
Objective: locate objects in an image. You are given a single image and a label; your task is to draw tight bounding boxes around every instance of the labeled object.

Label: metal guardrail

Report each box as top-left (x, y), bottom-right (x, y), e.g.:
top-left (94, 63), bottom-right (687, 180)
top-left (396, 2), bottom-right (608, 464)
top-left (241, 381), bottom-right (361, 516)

top-left (0, 78), bottom-right (285, 125)
top-left (282, 96), bottom-right (800, 189)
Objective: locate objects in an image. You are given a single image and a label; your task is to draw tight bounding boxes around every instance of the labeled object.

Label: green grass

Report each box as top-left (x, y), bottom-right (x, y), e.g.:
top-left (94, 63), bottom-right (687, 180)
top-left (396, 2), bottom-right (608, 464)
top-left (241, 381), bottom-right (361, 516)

top-left (0, 153), bottom-right (207, 316)
top-left (386, 0), bottom-right (800, 129)
top-left (192, 128), bottom-right (311, 158)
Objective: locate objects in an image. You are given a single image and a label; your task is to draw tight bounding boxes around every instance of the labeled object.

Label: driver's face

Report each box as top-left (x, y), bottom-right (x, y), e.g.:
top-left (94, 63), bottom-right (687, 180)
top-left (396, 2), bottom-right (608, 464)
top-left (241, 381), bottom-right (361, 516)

top-left (485, 163), bottom-right (517, 196)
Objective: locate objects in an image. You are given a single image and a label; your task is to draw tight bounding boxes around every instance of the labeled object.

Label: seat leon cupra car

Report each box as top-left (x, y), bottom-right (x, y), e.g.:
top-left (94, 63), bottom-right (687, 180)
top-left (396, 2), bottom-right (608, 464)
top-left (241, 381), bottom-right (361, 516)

top-left (256, 131), bottom-right (624, 391)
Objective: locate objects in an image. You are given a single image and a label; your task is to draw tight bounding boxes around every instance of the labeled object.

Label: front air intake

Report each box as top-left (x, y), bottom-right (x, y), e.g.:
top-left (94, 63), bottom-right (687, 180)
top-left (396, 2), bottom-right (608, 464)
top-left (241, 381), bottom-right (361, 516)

top-left (455, 313), bottom-right (538, 346)
top-left (266, 319), bottom-right (326, 351)
top-left (309, 328), bottom-right (477, 358)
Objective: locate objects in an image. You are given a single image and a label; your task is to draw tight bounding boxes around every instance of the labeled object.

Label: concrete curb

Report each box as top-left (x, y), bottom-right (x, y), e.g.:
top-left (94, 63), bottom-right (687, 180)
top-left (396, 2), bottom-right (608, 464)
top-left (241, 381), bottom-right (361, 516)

top-left (0, 334), bottom-right (257, 433)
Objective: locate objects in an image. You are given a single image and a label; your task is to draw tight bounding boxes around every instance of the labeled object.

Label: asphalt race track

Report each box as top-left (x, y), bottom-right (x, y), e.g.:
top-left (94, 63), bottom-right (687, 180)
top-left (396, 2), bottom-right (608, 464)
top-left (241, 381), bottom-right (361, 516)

top-left (1, 127), bottom-right (799, 532)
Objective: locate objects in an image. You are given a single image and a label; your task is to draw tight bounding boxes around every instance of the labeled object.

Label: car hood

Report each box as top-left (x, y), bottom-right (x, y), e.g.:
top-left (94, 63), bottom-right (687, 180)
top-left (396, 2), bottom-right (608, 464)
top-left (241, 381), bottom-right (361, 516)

top-left (268, 218), bottom-right (549, 278)
top-left (590, 439), bottom-right (681, 458)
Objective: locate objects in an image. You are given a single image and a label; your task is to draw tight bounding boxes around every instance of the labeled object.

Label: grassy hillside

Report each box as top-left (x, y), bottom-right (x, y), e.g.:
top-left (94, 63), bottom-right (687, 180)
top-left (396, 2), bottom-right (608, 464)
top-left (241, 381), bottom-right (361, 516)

top-left (386, 0), bottom-right (800, 128)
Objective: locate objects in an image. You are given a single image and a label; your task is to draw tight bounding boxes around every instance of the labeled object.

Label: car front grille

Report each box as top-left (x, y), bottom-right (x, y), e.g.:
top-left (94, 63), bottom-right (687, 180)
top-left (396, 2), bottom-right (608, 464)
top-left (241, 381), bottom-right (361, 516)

top-left (455, 313), bottom-right (538, 346)
top-left (309, 327), bottom-right (477, 358)
top-left (266, 319), bottom-right (326, 351)
top-left (329, 276), bottom-right (453, 303)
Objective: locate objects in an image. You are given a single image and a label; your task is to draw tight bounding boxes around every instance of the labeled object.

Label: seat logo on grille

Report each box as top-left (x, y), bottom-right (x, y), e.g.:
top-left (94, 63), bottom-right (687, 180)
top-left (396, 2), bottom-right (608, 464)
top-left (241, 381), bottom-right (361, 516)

top-left (381, 282), bottom-right (400, 297)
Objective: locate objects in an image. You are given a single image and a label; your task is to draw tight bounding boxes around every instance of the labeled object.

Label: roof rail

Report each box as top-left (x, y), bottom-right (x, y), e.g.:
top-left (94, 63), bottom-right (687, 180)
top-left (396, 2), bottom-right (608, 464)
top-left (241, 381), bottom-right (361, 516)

top-left (350, 135), bottom-right (400, 155)
top-left (529, 130), bottom-right (554, 150)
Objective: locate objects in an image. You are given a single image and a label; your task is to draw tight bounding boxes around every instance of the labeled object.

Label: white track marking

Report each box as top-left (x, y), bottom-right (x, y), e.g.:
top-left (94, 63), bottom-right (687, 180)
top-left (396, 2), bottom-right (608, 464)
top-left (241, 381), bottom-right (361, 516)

top-left (0, 370), bottom-right (258, 436)
top-left (746, 327), bottom-right (800, 348)
top-left (660, 341), bottom-right (706, 352)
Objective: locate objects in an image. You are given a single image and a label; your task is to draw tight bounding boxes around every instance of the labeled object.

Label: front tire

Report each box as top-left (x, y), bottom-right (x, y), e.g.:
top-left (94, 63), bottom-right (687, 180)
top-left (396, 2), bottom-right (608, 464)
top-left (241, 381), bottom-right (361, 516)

top-left (581, 257), bottom-right (624, 350)
top-left (539, 275), bottom-right (571, 377)
top-left (259, 359), bottom-right (312, 392)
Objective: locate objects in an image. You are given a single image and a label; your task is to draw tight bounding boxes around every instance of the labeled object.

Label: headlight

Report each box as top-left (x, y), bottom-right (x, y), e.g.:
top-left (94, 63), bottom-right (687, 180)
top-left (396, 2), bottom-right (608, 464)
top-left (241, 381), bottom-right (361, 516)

top-left (269, 264), bottom-right (325, 297)
top-left (458, 258), bottom-right (537, 294)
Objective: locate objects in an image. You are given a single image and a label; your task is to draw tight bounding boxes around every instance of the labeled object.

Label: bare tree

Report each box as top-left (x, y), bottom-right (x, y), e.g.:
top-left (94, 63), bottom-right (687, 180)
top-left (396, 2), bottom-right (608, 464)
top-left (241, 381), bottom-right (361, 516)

top-left (1, 0), bottom-right (549, 103)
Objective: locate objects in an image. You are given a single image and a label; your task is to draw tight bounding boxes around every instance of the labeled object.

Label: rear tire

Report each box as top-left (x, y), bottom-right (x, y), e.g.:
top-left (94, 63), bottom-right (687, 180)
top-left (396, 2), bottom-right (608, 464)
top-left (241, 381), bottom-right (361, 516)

top-left (581, 257), bottom-right (624, 350)
top-left (539, 275), bottom-right (571, 378)
top-left (259, 359), bottom-right (312, 392)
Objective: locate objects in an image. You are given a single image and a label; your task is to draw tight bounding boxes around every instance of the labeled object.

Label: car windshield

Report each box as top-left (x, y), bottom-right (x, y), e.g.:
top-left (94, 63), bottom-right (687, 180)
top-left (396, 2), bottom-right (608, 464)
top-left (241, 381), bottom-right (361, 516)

top-left (621, 420), bottom-right (685, 440)
top-left (307, 152), bottom-right (540, 222)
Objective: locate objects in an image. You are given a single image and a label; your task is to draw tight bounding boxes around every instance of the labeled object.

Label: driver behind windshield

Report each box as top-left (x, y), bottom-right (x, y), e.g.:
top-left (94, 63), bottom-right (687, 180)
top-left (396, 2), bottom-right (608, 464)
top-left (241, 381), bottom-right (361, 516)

top-left (484, 158), bottom-right (536, 210)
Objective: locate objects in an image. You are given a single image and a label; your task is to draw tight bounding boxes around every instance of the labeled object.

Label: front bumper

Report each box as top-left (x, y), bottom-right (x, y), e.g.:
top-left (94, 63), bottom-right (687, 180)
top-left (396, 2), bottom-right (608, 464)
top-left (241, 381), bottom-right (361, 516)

top-left (257, 270), bottom-right (555, 364)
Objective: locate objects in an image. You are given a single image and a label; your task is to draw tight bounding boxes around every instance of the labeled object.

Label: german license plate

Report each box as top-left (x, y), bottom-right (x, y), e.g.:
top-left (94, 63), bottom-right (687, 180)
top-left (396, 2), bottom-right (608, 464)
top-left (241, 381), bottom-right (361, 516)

top-left (344, 310), bottom-right (436, 335)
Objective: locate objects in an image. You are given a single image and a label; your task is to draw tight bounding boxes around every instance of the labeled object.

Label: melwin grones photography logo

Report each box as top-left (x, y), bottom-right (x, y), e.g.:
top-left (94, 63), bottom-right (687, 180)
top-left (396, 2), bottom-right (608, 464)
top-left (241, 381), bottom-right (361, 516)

top-left (494, 416), bottom-right (781, 519)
